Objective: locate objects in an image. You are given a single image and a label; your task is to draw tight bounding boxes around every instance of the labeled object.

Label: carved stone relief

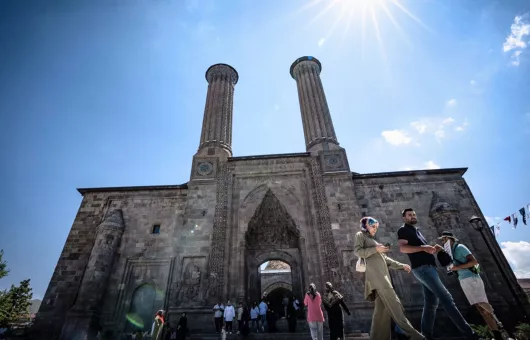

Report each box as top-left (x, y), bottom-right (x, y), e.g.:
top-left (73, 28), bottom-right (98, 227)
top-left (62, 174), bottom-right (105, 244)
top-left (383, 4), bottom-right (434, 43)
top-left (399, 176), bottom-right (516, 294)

top-left (246, 189), bottom-right (300, 249)
top-left (206, 162), bottom-right (229, 302)
top-left (175, 256), bottom-right (206, 304)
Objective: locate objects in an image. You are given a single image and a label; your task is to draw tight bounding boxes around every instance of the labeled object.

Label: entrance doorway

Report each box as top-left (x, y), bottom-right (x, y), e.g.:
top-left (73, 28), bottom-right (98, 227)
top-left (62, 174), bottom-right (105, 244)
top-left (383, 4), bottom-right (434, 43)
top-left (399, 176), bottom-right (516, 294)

top-left (260, 260), bottom-right (292, 317)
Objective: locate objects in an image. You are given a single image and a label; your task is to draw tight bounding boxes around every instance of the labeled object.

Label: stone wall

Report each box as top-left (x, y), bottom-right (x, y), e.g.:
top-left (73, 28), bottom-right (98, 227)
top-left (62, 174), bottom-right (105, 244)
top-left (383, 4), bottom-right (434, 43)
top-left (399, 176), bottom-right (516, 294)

top-left (34, 159), bottom-right (530, 339)
top-left (261, 271), bottom-right (292, 295)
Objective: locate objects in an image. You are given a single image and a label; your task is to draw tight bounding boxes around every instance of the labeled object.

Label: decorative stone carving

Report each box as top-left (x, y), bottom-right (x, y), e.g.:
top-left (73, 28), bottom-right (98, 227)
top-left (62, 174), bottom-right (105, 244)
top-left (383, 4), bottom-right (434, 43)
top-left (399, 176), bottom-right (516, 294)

top-left (307, 158), bottom-right (341, 276)
top-left (319, 149), bottom-right (350, 173)
top-left (197, 161), bottom-right (214, 176)
top-left (430, 191), bottom-right (461, 233)
top-left (191, 158), bottom-right (217, 180)
top-left (206, 64), bottom-right (239, 85)
top-left (246, 189), bottom-right (300, 249)
top-left (206, 162), bottom-right (229, 302)
top-left (183, 263), bottom-right (201, 301)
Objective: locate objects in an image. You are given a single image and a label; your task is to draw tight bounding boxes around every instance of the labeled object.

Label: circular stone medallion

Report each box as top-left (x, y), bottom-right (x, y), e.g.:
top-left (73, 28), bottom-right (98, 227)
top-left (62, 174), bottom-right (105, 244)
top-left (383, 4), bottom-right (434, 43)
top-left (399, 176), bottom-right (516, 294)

top-left (197, 162), bottom-right (214, 176)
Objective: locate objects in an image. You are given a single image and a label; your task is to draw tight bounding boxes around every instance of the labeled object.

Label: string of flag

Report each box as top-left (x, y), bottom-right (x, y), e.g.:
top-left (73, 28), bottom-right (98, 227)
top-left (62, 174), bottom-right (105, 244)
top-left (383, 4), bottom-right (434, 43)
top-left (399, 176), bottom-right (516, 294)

top-left (489, 203), bottom-right (530, 238)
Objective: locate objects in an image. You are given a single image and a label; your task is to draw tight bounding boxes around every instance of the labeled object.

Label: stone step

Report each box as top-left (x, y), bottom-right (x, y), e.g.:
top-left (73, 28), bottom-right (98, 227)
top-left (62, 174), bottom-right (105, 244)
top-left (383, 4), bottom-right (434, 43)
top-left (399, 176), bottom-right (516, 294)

top-left (188, 332), bottom-right (369, 340)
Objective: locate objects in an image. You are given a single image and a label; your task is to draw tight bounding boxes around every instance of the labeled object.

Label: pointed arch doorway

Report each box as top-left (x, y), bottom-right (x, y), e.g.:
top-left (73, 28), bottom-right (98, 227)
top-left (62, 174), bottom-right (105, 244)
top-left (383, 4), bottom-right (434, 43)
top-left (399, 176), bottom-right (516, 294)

top-left (245, 189), bottom-right (304, 303)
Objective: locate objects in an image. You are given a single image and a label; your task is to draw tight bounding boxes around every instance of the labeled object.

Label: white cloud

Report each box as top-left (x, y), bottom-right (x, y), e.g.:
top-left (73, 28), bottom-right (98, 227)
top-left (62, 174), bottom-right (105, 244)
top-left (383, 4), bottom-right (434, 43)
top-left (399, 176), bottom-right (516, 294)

top-left (425, 160), bottom-right (441, 169)
top-left (434, 130), bottom-right (445, 140)
top-left (470, 80), bottom-right (477, 86)
top-left (512, 50), bottom-right (523, 66)
top-left (410, 121), bottom-right (427, 134)
top-left (381, 130), bottom-right (412, 146)
top-left (442, 117), bottom-right (455, 125)
top-left (502, 241), bottom-right (530, 278)
top-left (446, 99), bottom-right (457, 107)
top-left (503, 15), bottom-right (530, 66)
top-left (454, 120), bottom-right (469, 132)
top-left (318, 38), bottom-right (326, 47)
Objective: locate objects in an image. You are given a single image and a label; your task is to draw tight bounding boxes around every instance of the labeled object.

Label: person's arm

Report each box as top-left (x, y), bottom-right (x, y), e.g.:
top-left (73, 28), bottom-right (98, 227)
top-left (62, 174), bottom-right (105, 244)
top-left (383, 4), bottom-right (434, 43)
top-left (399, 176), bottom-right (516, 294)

top-left (353, 232), bottom-right (378, 258)
top-left (340, 299), bottom-right (351, 315)
top-left (452, 246), bottom-right (478, 270)
top-left (398, 238), bottom-right (435, 254)
top-left (382, 254), bottom-right (406, 270)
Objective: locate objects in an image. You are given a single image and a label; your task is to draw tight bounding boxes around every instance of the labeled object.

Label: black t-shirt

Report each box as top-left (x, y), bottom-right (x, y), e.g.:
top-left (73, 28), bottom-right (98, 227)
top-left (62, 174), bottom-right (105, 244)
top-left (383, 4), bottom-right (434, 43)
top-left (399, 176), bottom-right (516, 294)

top-left (397, 224), bottom-right (436, 269)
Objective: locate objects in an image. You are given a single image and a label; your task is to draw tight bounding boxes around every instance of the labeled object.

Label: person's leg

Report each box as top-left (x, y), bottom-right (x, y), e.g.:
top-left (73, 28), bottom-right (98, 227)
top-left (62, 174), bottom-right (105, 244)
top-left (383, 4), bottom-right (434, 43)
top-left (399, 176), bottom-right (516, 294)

top-left (317, 322), bottom-right (324, 340)
top-left (215, 318), bottom-right (221, 333)
top-left (460, 277), bottom-right (501, 332)
top-left (378, 288), bottom-right (424, 340)
top-left (416, 266), bottom-right (474, 339)
top-left (308, 321), bottom-right (318, 340)
top-left (370, 291), bottom-right (392, 340)
top-left (412, 267), bottom-right (439, 339)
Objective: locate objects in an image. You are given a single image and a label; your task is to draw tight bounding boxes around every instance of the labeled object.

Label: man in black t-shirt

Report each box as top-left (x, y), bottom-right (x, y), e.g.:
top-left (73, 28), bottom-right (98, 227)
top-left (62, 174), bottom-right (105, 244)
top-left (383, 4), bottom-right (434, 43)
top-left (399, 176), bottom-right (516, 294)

top-left (397, 208), bottom-right (479, 340)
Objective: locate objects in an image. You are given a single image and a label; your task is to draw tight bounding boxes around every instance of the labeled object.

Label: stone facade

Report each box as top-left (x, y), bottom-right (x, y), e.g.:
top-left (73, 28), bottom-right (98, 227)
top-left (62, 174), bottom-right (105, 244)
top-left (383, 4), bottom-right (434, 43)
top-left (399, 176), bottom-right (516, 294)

top-left (33, 57), bottom-right (530, 339)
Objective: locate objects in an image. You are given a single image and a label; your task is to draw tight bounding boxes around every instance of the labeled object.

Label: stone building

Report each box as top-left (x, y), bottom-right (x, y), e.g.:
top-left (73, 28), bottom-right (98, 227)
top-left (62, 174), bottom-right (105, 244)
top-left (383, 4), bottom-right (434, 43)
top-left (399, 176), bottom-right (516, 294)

top-left (33, 56), bottom-right (529, 339)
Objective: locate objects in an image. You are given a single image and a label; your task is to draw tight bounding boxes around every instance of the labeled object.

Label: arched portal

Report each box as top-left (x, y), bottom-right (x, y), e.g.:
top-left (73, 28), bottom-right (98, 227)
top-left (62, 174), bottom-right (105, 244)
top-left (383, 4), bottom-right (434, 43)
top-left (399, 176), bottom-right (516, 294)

top-left (124, 283), bottom-right (156, 332)
top-left (245, 189), bottom-right (304, 303)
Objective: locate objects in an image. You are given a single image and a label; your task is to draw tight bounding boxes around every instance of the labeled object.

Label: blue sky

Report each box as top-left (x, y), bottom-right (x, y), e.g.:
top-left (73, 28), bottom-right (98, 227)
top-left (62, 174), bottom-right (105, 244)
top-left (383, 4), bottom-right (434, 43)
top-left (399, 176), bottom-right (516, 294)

top-left (0, 0), bottom-right (529, 300)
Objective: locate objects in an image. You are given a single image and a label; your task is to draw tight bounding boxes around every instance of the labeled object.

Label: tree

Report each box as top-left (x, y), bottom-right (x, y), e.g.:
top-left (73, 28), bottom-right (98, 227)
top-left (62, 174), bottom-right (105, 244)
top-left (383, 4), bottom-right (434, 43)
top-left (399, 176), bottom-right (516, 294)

top-left (0, 250), bottom-right (33, 328)
top-left (0, 250), bottom-right (8, 279)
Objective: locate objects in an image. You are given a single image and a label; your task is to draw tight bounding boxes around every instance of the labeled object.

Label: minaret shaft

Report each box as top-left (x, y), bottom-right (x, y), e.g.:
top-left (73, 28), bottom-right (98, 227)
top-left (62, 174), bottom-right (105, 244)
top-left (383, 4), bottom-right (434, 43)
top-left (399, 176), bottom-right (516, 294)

top-left (291, 57), bottom-right (338, 153)
top-left (197, 64), bottom-right (238, 156)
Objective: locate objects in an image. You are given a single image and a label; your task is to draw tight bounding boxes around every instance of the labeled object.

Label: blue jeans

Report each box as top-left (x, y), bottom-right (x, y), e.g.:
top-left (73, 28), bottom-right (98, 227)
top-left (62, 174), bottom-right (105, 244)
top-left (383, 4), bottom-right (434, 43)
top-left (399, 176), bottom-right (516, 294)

top-left (412, 265), bottom-right (475, 339)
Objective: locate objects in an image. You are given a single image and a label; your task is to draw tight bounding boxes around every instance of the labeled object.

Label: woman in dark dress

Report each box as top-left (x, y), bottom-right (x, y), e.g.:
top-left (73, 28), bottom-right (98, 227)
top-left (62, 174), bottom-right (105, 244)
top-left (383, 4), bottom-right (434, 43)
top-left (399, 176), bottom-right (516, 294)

top-left (240, 306), bottom-right (251, 338)
top-left (322, 282), bottom-right (351, 340)
top-left (176, 313), bottom-right (187, 340)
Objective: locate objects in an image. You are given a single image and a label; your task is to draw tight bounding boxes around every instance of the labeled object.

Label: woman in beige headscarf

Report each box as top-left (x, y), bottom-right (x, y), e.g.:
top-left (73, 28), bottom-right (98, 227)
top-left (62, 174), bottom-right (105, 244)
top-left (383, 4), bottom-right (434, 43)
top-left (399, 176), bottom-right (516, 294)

top-left (354, 217), bottom-right (424, 340)
top-left (151, 310), bottom-right (165, 340)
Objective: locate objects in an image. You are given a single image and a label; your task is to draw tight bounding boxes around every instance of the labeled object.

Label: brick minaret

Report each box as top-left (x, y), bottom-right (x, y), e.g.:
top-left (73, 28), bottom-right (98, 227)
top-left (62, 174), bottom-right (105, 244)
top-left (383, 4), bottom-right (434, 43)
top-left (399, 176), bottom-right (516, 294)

top-left (197, 63), bottom-right (239, 157)
top-left (290, 56), bottom-right (340, 154)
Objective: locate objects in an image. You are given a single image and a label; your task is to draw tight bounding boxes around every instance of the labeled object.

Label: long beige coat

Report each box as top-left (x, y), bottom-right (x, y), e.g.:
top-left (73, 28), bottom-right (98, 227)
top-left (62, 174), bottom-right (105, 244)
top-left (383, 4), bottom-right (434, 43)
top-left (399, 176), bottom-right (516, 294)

top-left (152, 315), bottom-right (164, 340)
top-left (353, 231), bottom-right (406, 301)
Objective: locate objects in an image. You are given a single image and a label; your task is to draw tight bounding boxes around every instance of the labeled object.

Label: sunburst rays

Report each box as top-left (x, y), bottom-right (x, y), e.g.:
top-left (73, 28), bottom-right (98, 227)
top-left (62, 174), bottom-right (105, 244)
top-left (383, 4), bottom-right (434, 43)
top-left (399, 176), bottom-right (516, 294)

top-left (296, 0), bottom-right (431, 60)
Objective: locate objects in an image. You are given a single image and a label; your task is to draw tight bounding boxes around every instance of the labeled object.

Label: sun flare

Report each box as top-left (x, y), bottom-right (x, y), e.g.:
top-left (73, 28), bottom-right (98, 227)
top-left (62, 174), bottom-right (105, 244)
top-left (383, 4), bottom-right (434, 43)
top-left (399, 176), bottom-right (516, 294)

top-left (298, 0), bottom-right (431, 59)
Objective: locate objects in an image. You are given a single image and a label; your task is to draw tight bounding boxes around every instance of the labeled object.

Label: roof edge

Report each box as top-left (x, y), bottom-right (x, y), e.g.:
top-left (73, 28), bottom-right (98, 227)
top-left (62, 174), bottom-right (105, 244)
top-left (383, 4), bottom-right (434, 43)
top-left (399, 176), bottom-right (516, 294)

top-left (77, 183), bottom-right (189, 195)
top-left (353, 167), bottom-right (468, 179)
top-left (228, 152), bottom-right (311, 161)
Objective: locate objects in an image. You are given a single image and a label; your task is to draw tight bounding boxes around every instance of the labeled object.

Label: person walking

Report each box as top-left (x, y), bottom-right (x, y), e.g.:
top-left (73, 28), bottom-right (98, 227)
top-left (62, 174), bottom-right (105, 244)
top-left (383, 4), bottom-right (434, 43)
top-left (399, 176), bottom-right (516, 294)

top-left (224, 301), bottom-right (236, 334)
top-left (322, 282), bottom-right (350, 340)
top-left (236, 302), bottom-right (244, 334)
top-left (151, 310), bottom-right (165, 340)
top-left (213, 302), bottom-right (225, 333)
top-left (175, 313), bottom-right (187, 340)
top-left (438, 231), bottom-right (509, 340)
top-left (354, 216), bottom-right (424, 340)
top-left (250, 302), bottom-right (260, 332)
top-left (304, 283), bottom-right (325, 340)
top-left (286, 297), bottom-right (298, 333)
top-left (398, 208), bottom-right (480, 340)
top-left (258, 298), bottom-right (268, 332)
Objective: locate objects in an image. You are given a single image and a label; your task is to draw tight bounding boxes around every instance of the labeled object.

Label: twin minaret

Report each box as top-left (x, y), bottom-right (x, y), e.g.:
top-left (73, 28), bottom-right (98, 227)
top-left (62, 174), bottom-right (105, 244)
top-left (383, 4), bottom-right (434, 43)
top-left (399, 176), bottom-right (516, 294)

top-left (196, 56), bottom-right (340, 157)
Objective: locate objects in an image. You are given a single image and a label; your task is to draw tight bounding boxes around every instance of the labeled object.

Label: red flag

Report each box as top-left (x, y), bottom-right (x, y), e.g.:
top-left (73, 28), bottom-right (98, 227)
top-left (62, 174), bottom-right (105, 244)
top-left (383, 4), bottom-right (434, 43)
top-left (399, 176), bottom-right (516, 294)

top-left (504, 216), bottom-right (511, 224)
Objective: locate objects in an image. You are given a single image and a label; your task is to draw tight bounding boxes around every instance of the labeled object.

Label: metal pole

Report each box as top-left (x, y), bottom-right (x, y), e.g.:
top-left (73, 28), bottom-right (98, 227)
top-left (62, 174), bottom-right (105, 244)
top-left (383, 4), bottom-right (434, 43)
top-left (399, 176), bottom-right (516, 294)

top-left (479, 227), bottom-right (527, 320)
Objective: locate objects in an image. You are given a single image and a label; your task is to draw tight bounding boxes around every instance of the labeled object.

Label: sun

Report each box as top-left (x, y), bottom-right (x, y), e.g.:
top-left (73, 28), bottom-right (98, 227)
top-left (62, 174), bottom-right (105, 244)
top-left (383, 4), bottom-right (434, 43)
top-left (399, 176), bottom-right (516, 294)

top-left (298, 0), bottom-right (431, 59)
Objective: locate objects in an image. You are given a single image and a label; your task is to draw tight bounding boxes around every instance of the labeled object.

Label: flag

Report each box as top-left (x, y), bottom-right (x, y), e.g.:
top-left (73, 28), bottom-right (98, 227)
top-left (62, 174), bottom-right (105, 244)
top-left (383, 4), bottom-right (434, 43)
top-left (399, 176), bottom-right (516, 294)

top-left (512, 213), bottom-right (518, 229)
top-left (495, 223), bottom-right (501, 236)
top-left (527, 204), bottom-right (530, 219)
top-left (504, 216), bottom-right (511, 224)
top-left (520, 207), bottom-right (527, 225)
top-left (490, 226), bottom-right (496, 238)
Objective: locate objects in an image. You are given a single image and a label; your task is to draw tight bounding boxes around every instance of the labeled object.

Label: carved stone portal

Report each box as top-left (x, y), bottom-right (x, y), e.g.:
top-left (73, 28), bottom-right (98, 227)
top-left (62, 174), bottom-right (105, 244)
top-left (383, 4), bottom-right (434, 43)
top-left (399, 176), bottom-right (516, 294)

top-left (246, 189), bottom-right (300, 249)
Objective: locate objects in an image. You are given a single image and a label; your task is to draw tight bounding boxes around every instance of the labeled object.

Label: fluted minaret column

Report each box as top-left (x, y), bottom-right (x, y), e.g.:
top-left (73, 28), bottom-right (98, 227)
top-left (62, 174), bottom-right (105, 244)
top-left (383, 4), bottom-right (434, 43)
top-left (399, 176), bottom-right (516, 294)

top-left (290, 56), bottom-right (339, 153)
top-left (198, 63), bottom-right (239, 157)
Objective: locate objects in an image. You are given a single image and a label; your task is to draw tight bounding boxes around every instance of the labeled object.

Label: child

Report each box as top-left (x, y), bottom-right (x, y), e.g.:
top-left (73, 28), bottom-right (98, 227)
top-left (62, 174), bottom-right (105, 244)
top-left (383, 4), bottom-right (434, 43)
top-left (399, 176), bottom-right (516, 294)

top-left (221, 325), bottom-right (227, 340)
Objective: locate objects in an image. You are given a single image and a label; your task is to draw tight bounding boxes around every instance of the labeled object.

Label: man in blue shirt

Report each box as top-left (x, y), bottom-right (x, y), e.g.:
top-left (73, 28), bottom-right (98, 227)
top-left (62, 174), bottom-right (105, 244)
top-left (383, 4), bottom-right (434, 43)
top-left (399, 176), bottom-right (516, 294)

top-left (438, 231), bottom-right (505, 340)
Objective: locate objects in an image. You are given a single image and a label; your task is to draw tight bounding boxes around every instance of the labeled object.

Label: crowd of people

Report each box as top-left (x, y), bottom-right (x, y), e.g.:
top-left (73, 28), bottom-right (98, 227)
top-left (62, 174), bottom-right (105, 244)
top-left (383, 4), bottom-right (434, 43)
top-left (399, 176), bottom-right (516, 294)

top-left (126, 207), bottom-right (512, 340)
